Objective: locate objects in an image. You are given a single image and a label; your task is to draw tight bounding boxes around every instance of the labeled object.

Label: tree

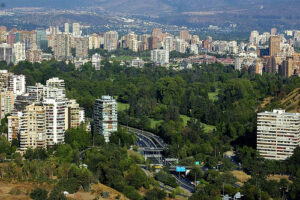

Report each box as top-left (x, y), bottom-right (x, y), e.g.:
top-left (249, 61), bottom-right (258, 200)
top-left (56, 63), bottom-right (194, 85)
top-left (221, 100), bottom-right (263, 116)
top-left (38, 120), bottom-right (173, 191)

top-left (65, 127), bottom-right (91, 150)
top-left (48, 188), bottom-right (67, 200)
top-left (30, 187), bottom-right (48, 200)
top-left (145, 188), bottom-right (166, 200)
top-left (125, 165), bottom-right (148, 189)
top-left (109, 128), bottom-right (136, 148)
top-left (0, 136), bottom-right (11, 155)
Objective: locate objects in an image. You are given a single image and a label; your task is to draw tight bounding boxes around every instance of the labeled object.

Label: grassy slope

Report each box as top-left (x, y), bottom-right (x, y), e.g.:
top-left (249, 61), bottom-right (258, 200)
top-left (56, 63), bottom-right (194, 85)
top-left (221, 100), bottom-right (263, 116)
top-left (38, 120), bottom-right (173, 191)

top-left (280, 88), bottom-right (300, 113)
top-left (180, 115), bottom-right (216, 133)
top-left (117, 102), bottom-right (130, 111)
top-left (117, 102), bottom-right (216, 132)
top-left (261, 88), bottom-right (300, 113)
top-left (208, 89), bottom-right (220, 102)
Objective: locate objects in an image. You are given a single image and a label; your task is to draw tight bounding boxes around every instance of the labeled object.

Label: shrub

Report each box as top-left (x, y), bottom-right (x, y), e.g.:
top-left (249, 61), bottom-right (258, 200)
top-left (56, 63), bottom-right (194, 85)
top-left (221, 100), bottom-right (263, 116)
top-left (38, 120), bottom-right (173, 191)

top-left (30, 187), bottom-right (48, 200)
top-left (9, 188), bottom-right (21, 195)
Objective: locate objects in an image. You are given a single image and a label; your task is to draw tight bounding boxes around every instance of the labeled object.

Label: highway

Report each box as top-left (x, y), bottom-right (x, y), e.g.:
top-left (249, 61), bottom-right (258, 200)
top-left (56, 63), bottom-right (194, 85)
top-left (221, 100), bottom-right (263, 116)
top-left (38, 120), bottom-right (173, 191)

top-left (121, 125), bottom-right (166, 148)
top-left (141, 168), bottom-right (191, 198)
top-left (172, 174), bottom-right (195, 193)
top-left (123, 125), bottom-right (196, 194)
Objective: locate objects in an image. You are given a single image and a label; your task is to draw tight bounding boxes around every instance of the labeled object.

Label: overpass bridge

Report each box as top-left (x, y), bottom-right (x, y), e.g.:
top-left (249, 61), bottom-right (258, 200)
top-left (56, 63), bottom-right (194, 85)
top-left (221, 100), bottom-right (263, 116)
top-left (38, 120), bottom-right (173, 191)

top-left (123, 125), bottom-right (196, 193)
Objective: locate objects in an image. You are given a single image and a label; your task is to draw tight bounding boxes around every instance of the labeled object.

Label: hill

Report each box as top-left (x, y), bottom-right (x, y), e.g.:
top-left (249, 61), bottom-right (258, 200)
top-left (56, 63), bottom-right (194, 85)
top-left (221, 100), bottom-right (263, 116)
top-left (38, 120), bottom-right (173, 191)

top-left (2, 0), bottom-right (300, 30)
top-left (0, 181), bottom-right (129, 200)
top-left (261, 88), bottom-right (300, 113)
top-left (2, 0), bottom-right (300, 16)
top-left (279, 88), bottom-right (300, 113)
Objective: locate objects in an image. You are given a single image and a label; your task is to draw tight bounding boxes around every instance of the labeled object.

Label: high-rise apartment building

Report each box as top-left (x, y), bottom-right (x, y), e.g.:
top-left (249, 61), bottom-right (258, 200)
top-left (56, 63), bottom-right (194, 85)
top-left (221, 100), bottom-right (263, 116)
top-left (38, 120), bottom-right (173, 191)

top-left (36, 30), bottom-right (48, 50)
top-left (163, 36), bottom-right (174, 52)
top-left (0, 70), bottom-right (11, 90)
top-left (257, 109), bottom-right (300, 160)
top-left (249, 30), bottom-right (259, 44)
top-left (264, 56), bottom-right (277, 74)
top-left (44, 77), bottom-right (66, 100)
top-left (269, 36), bottom-right (281, 57)
top-left (179, 30), bottom-right (191, 41)
top-left (8, 114), bottom-right (21, 142)
top-left (7, 34), bottom-right (16, 45)
top-left (0, 43), bottom-right (13, 64)
top-left (13, 42), bottom-right (26, 64)
top-left (26, 48), bottom-right (42, 63)
top-left (75, 37), bottom-right (89, 58)
top-left (104, 31), bottom-right (118, 51)
top-left (94, 96), bottom-right (118, 142)
top-left (65, 99), bottom-right (81, 130)
top-left (72, 23), bottom-right (81, 36)
top-left (19, 104), bottom-right (47, 151)
top-left (151, 49), bottom-right (169, 66)
top-left (79, 108), bottom-right (85, 124)
top-left (0, 89), bottom-right (14, 120)
top-left (89, 34), bottom-right (100, 49)
top-left (18, 31), bottom-right (36, 50)
top-left (64, 23), bottom-right (70, 34)
top-left (92, 53), bottom-right (101, 70)
top-left (174, 39), bottom-right (187, 53)
top-left (151, 28), bottom-right (163, 41)
top-left (9, 74), bottom-right (26, 96)
top-left (281, 57), bottom-right (294, 77)
top-left (255, 60), bottom-right (264, 75)
top-left (43, 77), bottom-right (66, 146)
top-left (43, 98), bottom-right (66, 146)
top-left (27, 83), bottom-right (45, 101)
top-left (148, 36), bottom-right (159, 50)
top-left (53, 34), bottom-right (71, 60)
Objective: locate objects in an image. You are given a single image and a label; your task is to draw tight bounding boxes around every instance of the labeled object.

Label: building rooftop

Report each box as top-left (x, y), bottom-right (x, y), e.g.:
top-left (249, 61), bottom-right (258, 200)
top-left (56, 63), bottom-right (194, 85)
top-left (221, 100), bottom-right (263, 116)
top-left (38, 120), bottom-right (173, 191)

top-left (259, 109), bottom-right (300, 116)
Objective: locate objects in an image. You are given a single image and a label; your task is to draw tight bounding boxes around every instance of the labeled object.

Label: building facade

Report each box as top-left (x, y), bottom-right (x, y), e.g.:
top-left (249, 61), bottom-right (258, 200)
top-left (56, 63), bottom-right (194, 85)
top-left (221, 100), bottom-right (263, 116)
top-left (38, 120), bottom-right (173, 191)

top-left (92, 53), bottom-right (101, 70)
top-left (104, 31), bottom-right (118, 51)
top-left (19, 104), bottom-right (47, 151)
top-left (94, 96), bottom-right (118, 142)
top-left (151, 49), bottom-right (169, 66)
top-left (257, 109), bottom-right (300, 160)
top-left (269, 36), bottom-right (281, 57)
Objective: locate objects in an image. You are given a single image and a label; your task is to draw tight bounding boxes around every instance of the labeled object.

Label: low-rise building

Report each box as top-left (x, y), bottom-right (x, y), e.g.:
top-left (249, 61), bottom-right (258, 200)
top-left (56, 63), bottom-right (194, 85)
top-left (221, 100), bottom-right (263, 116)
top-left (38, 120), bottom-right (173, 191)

top-left (130, 57), bottom-right (144, 68)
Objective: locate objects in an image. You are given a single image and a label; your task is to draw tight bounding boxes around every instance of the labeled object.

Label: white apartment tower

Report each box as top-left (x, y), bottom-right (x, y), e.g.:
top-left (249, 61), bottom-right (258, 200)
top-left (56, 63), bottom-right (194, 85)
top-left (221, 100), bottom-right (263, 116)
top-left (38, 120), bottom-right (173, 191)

top-left (257, 109), bottom-right (300, 160)
top-left (13, 42), bottom-right (26, 64)
top-left (94, 96), bottom-right (118, 142)
top-left (163, 36), bottom-right (174, 52)
top-left (151, 49), bottom-right (169, 66)
top-left (72, 23), bottom-right (81, 37)
top-left (43, 98), bottom-right (66, 146)
top-left (27, 83), bottom-right (45, 101)
top-left (44, 77), bottom-right (66, 99)
top-left (92, 53), bottom-right (101, 70)
top-left (10, 74), bottom-right (26, 96)
top-left (64, 23), bottom-right (70, 34)
top-left (43, 77), bottom-right (66, 146)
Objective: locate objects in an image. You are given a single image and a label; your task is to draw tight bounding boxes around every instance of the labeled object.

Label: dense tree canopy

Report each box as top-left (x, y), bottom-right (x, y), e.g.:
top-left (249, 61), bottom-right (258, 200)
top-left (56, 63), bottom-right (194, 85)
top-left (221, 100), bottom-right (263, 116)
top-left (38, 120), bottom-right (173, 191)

top-left (0, 58), bottom-right (299, 199)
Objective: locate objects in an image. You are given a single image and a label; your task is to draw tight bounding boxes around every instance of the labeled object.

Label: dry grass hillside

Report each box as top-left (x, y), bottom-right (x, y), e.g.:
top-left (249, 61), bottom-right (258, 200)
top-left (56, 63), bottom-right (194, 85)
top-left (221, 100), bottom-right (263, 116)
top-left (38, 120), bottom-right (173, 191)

top-left (0, 181), bottom-right (129, 200)
top-left (279, 88), bottom-right (300, 113)
top-left (260, 88), bottom-right (300, 113)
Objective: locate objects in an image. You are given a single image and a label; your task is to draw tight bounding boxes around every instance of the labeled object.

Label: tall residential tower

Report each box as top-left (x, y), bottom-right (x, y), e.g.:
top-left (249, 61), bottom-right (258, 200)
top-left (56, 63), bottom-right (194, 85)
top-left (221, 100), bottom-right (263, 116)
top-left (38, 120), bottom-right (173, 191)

top-left (94, 96), bottom-right (118, 142)
top-left (257, 109), bottom-right (300, 160)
